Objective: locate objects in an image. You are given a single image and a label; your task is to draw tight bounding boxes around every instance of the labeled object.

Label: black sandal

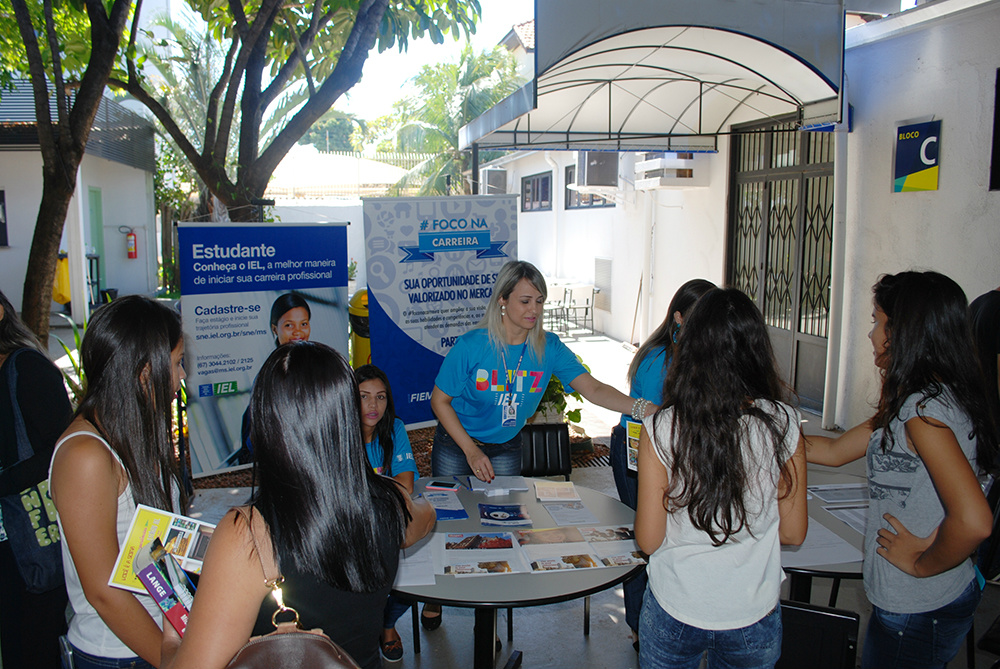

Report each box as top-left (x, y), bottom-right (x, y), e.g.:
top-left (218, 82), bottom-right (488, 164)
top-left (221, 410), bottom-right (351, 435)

top-left (420, 605), bottom-right (442, 631)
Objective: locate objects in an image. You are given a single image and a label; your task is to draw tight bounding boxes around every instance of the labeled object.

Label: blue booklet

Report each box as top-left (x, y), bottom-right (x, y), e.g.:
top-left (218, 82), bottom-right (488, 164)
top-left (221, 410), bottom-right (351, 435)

top-left (422, 491), bottom-right (469, 521)
top-left (479, 503), bottom-right (532, 526)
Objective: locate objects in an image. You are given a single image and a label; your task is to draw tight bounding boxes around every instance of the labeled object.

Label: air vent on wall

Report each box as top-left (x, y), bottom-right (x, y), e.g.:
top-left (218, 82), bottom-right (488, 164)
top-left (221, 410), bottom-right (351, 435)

top-left (634, 152), bottom-right (710, 189)
top-left (481, 168), bottom-right (507, 195)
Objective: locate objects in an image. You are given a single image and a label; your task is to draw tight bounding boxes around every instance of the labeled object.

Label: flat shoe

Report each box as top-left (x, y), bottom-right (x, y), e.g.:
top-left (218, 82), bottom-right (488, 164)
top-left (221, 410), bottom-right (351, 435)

top-left (420, 611), bottom-right (442, 631)
top-left (380, 638), bottom-right (404, 662)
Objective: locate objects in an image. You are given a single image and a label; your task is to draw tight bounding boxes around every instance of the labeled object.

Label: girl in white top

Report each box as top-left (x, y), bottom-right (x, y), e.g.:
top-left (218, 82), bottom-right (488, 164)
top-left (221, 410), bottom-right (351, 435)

top-left (49, 296), bottom-right (187, 668)
top-left (635, 288), bottom-right (807, 669)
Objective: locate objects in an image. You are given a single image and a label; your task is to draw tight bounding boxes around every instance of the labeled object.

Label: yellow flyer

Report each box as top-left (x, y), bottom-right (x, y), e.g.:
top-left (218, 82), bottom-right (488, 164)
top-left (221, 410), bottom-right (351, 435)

top-left (108, 504), bottom-right (216, 594)
top-left (626, 420), bottom-right (642, 472)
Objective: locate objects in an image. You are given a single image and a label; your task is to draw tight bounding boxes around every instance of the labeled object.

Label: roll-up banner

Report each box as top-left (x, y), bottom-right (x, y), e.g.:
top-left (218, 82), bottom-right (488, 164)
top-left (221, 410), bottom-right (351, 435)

top-left (178, 222), bottom-right (349, 476)
top-left (363, 196), bottom-right (518, 426)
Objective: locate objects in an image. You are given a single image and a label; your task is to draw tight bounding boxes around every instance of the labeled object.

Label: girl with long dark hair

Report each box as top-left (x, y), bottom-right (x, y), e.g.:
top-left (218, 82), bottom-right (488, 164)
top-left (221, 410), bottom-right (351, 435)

top-left (354, 364), bottom-right (419, 662)
top-left (609, 278), bottom-right (715, 641)
top-left (636, 288), bottom-right (807, 669)
top-left (806, 271), bottom-right (998, 668)
top-left (49, 295), bottom-right (187, 668)
top-left (160, 343), bottom-right (435, 669)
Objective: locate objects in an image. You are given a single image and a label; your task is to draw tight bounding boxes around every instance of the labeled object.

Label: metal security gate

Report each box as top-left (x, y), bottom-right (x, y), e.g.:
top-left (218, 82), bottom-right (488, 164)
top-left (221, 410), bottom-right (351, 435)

top-left (728, 119), bottom-right (834, 412)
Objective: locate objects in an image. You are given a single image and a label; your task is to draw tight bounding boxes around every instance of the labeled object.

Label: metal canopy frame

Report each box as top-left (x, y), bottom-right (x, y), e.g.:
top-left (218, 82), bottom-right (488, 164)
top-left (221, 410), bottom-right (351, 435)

top-left (460, 25), bottom-right (842, 153)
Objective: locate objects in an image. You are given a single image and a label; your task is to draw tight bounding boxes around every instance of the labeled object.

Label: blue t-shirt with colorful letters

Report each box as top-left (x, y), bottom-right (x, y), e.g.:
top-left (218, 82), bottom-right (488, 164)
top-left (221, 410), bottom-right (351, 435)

top-left (435, 328), bottom-right (587, 444)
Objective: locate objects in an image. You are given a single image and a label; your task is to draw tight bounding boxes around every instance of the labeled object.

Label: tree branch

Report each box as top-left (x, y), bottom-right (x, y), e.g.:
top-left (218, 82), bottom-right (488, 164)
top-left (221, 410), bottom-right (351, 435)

top-left (252, 0), bottom-right (388, 192)
top-left (259, 6), bottom-right (341, 108)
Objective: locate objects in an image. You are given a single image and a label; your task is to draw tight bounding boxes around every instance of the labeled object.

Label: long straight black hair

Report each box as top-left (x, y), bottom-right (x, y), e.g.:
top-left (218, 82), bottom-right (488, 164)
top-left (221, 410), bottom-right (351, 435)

top-left (249, 342), bottom-right (409, 592)
top-left (76, 295), bottom-right (184, 512)
top-left (655, 288), bottom-right (794, 546)
top-left (354, 364), bottom-right (397, 476)
top-left (627, 278), bottom-right (716, 385)
top-left (871, 271), bottom-right (999, 473)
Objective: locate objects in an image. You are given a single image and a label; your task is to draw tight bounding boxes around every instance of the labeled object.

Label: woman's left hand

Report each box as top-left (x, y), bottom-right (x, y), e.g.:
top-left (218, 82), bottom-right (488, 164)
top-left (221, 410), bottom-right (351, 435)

top-left (875, 513), bottom-right (938, 577)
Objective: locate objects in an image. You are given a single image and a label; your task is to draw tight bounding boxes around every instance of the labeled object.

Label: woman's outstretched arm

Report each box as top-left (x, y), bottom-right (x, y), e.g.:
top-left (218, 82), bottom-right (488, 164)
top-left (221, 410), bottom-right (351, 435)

top-left (803, 421), bottom-right (872, 467)
top-left (570, 373), bottom-right (657, 419)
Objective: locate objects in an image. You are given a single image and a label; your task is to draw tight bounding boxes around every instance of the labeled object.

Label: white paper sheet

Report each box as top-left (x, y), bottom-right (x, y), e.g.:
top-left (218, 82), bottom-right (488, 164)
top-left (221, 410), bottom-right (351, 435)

top-left (781, 519), bottom-right (863, 568)
top-left (394, 533), bottom-right (436, 587)
top-left (543, 501), bottom-right (599, 526)
top-left (823, 504), bottom-right (869, 536)
top-left (807, 483), bottom-right (869, 504)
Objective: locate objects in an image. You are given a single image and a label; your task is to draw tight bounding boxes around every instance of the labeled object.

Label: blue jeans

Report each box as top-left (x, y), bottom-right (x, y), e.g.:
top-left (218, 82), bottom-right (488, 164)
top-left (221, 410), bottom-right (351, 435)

top-left (66, 645), bottom-right (155, 669)
top-left (611, 424), bottom-right (646, 632)
top-left (383, 593), bottom-right (413, 629)
top-left (862, 579), bottom-right (980, 669)
top-left (430, 423), bottom-right (522, 476)
top-left (639, 588), bottom-right (782, 669)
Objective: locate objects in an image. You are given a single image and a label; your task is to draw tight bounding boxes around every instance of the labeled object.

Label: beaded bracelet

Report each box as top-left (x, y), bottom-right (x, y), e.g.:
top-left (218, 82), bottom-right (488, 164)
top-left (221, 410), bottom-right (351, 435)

top-left (631, 397), bottom-right (649, 421)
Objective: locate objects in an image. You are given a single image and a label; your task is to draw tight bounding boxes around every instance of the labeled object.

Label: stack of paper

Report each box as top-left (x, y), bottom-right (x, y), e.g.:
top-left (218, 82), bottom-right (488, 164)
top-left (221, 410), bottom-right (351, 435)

top-left (471, 475), bottom-right (530, 497)
top-left (534, 480), bottom-right (580, 502)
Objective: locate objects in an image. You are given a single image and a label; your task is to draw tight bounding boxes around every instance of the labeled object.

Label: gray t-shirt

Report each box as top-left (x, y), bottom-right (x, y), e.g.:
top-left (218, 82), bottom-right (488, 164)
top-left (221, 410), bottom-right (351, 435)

top-left (864, 390), bottom-right (978, 613)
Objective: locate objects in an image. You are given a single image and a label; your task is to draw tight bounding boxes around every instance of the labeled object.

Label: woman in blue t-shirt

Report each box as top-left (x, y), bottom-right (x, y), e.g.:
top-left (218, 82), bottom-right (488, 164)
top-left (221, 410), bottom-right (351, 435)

top-left (355, 364), bottom-right (419, 663)
top-left (609, 278), bottom-right (714, 644)
top-left (424, 260), bottom-right (655, 628)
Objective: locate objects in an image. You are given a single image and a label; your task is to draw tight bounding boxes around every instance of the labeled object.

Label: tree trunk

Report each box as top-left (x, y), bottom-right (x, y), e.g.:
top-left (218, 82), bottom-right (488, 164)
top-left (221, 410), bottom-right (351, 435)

top-left (21, 173), bottom-right (77, 348)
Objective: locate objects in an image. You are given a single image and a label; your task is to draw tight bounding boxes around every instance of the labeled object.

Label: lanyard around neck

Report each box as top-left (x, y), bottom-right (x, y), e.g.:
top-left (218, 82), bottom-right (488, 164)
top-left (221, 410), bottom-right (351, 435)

top-left (500, 341), bottom-right (528, 404)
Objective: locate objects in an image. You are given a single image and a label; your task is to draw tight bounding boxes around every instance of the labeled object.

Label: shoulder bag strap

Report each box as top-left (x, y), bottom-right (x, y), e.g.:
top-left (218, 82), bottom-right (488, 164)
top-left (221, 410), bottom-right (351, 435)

top-left (235, 506), bottom-right (301, 629)
top-left (5, 348), bottom-right (35, 464)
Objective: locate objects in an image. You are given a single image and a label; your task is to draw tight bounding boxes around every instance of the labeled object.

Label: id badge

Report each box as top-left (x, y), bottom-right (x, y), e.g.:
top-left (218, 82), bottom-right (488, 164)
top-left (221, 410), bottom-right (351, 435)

top-left (501, 403), bottom-right (517, 427)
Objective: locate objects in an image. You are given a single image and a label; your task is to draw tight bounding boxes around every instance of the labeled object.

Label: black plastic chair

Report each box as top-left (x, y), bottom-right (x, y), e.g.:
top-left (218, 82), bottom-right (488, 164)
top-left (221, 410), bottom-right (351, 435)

top-left (520, 422), bottom-right (572, 482)
top-left (776, 600), bottom-right (860, 669)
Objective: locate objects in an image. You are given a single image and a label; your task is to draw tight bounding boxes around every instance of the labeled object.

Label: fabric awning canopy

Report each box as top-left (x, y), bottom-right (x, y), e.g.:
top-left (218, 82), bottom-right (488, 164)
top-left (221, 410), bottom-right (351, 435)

top-left (460, 25), bottom-right (842, 153)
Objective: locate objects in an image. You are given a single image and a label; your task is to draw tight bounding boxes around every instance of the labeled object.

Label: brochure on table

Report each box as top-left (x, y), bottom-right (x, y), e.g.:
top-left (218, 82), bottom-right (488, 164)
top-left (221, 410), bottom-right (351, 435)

top-left (428, 525), bottom-right (644, 577)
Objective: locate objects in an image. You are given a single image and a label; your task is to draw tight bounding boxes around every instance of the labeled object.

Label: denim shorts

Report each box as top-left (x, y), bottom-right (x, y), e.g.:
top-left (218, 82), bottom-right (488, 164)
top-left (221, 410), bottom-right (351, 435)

top-left (65, 644), bottom-right (155, 669)
top-left (430, 423), bottom-right (522, 476)
top-left (862, 578), bottom-right (980, 669)
top-left (639, 588), bottom-right (782, 669)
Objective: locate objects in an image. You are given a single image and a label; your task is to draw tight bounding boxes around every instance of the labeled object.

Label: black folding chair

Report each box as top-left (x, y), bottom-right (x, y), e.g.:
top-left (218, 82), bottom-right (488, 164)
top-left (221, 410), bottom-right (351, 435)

top-left (776, 600), bottom-right (860, 669)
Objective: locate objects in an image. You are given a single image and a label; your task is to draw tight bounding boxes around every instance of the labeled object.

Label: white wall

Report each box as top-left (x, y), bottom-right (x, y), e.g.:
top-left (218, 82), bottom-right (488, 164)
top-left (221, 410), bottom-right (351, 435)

top-left (0, 151), bottom-right (44, 312)
top-left (77, 154), bottom-right (159, 300)
top-left (835, 1), bottom-right (1000, 427)
top-left (0, 150), bottom-right (157, 315)
top-left (497, 148), bottom-right (728, 346)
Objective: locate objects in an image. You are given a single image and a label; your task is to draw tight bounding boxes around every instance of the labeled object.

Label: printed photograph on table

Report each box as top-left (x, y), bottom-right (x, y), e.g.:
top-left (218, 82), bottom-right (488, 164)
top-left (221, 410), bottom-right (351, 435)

top-left (178, 222), bottom-right (349, 476)
top-left (516, 527), bottom-right (586, 545)
top-left (444, 532), bottom-right (515, 550)
top-left (444, 561), bottom-right (515, 575)
top-left (579, 526), bottom-right (636, 542)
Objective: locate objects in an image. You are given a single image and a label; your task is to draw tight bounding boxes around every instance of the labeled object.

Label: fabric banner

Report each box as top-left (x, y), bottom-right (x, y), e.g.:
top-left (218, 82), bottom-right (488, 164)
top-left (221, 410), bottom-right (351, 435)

top-left (363, 196), bottom-right (518, 426)
top-left (178, 223), bottom-right (349, 476)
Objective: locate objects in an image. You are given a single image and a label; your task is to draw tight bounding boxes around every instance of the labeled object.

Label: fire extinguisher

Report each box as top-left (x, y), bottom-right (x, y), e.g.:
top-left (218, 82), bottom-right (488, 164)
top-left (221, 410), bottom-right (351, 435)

top-left (122, 227), bottom-right (137, 259)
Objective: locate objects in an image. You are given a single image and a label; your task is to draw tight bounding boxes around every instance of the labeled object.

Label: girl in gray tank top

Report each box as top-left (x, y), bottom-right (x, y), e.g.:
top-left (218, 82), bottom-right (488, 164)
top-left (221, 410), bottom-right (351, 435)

top-left (804, 271), bottom-right (999, 669)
